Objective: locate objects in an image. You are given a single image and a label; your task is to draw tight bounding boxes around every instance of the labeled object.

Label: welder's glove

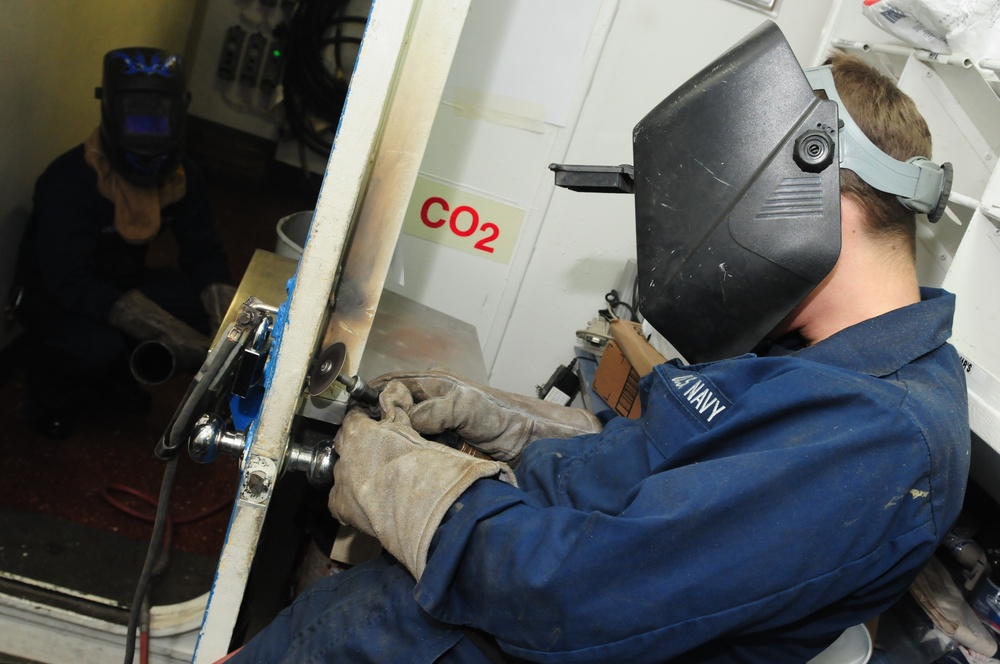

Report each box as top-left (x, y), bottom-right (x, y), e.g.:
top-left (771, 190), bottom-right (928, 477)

top-left (200, 282), bottom-right (238, 333)
top-left (370, 369), bottom-right (603, 463)
top-left (328, 381), bottom-right (516, 580)
top-left (109, 288), bottom-right (211, 349)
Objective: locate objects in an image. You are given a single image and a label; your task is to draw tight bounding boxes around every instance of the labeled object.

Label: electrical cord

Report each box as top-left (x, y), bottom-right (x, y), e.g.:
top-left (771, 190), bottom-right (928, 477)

top-left (123, 456), bottom-right (177, 664)
top-left (115, 468), bottom-right (234, 664)
top-left (282, 0), bottom-right (365, 156)
top-left (631, 278), bottom-right (643, 323)
top-left (604, 289), bottom-right (637, 321)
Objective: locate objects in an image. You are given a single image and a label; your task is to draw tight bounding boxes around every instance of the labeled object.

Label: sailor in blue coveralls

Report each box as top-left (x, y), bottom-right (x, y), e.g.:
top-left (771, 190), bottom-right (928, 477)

top-left (223, 23), bottom-right (969, 664)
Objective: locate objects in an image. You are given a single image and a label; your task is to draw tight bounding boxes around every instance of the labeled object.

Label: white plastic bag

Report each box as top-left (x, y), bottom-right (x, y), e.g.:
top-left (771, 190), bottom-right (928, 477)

top-left (862, 0), bottom-right (1000, 60)
top-left (909, 556), bottom-right (1000, 658)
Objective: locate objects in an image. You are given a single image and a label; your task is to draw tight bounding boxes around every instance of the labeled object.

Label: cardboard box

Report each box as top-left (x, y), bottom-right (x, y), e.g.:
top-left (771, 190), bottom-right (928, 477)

top-left (592, 340), bottom-right (642, 419)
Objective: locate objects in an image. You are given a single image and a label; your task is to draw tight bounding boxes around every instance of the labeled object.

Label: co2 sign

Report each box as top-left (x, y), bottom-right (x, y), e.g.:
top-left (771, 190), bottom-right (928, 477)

top-left (402, 177), bottom-right (523, 264)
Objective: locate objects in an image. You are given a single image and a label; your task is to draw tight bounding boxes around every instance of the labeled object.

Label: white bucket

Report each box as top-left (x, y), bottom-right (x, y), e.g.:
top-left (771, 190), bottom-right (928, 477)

top-left (275, 210), bottom-right (314, 260)
top-left (807, 624), bottom-right (872, 664)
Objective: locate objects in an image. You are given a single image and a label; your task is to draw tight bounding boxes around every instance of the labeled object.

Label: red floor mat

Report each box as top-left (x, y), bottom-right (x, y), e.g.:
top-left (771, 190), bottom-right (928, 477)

top-left (0, 364), bottom-right (239, 559)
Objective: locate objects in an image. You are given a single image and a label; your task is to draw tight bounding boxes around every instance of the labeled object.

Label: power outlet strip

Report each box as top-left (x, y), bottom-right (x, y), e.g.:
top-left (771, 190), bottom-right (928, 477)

top-left (260, 41), bottom-right (284, 94)
top-left (217, 25), bottom-right (247, 81)
top-left (239, 32), bottom-right (268, 87)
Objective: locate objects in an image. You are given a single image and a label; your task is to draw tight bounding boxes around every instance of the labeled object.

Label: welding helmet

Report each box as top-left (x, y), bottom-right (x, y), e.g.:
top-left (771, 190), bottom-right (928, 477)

top-left (96, 47), bottom-right (190, 187)
top-left (554, 21), bottom-right (950, 364)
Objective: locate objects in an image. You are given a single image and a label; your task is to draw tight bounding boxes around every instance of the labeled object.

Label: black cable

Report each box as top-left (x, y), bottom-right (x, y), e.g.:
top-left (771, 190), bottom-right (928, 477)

top-left (604, 289), bottom-right (637, 321)
top-left (281, 0), bottom-right (364, 156)
top-left (631, 278), bottom-right (642, 323)
top-left (123, 455), bottom-right (179, 664)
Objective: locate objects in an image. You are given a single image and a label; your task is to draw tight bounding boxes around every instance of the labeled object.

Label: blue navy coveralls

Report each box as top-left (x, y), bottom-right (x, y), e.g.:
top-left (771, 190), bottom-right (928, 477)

top-left (17, 145), bottom-right (231, 394)
top-left (19, 145), bottom-right (231, 337)
top-left (233, 288), bottom-right (970, 664)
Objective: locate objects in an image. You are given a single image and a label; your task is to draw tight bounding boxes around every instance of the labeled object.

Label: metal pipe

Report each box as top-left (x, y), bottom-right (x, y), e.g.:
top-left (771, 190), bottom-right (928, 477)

top-left (338, 372), bottom-right (380, 405)
top-left (948, 191), bottom-right (981, 210)
top-left (130, 340), bottom-right (207, 385)
top-left (912, 50), bottom-right (973, 68)
top-left (832, 38), bottom-right (974, 68)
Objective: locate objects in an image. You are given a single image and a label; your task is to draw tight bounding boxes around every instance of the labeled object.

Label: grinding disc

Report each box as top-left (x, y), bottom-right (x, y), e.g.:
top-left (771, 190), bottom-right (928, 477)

top-left (308, 341), bottom-right (347, 396)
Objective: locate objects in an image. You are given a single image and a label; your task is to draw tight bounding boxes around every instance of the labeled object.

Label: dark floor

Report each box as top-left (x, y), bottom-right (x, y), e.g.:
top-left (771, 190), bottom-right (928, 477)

top-left (0, 157), bottom-right (319, 610)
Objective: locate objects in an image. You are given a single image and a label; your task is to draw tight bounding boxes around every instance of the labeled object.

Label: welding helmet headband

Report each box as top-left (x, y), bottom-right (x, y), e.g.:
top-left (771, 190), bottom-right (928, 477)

top-left (632, 21), bottom-right (950, 364)
top-left (96, 48), bottom-right (189, 188)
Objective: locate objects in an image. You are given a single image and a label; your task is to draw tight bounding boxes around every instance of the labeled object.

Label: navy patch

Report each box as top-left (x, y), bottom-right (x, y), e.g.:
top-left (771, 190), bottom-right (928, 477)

top-left (668, 373), bottom-right (731, 426)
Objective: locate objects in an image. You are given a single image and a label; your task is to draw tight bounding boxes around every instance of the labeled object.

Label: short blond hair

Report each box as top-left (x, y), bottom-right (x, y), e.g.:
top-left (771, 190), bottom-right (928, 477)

top-left (828, 53), bottom-right (932, 255)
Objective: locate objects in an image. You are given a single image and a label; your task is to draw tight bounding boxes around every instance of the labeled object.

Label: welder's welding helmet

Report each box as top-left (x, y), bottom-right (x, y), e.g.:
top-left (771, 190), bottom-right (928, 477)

top-left (626, 21), bottom-right (950, 363)
top-left (96, 48), bottom-right (190, 187)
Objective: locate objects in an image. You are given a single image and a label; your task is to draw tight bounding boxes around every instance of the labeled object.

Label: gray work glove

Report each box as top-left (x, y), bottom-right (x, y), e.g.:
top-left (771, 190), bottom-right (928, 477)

top-left (108, 288), bottom-right (211, 349)
top-left (328, 381), bottom-right (517, 580)
top-left (371, 369), bottom-right (603, 463)
top-left (200, 282), bottom-right (238, 333)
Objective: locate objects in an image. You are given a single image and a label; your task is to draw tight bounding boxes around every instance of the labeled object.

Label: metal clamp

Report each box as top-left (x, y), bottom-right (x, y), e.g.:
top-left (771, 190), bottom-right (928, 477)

top-left (155, 297), bottom-right (271, 460)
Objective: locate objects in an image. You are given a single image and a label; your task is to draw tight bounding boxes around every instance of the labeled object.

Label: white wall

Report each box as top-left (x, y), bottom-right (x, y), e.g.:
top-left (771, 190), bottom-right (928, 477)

top-left (388, 0), bottom-right (836, 394)
top-left (182, 0), bottom-right (839, 395)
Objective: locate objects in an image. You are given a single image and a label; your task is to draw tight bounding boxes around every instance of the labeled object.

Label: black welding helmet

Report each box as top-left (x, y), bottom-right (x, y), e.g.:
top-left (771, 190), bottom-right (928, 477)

top-left (552, 22), bottom-right (949, 364)
top-left (96, 47), bottom-right (189, 187)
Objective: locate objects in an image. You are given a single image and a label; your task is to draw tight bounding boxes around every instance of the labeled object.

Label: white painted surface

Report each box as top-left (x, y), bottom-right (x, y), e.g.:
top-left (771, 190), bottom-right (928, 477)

top-left (185, 0), bottom-right (836, 394)
top-left (946, 175), bottom-right (1000, 459)
top-left (0, 592), bottom-right (198, 664)
top-left (193, 0), bottom-right (471, 658)
top-left (193, 1), bottom-right (425, 658)
top-left (187, 0), bottom-right (1000, 476)
top-left (383, 0), bottom-right (835, 394)
top-left (490, 1), bottom-right (837, 395)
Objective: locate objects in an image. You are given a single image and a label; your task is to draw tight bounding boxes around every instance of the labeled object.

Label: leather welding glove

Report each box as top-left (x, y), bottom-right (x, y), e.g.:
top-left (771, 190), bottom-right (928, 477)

top-left (108, 288), bottom-right (212, 349)
top-left (370, 369), bottom-right (603, 463)
top-left (328, 381), bottom-right (516, 580)
top-left (200, 282), bottom-right (238, 333)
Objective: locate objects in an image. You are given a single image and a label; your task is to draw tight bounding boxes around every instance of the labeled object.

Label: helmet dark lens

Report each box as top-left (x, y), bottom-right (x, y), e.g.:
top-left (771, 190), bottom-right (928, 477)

top-left (121, 96), bottom-right (173, 137)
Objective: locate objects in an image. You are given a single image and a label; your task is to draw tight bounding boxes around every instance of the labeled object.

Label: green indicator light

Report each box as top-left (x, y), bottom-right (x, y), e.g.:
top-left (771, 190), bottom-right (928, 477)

top-left (273, 49), bottom-right (281, 57)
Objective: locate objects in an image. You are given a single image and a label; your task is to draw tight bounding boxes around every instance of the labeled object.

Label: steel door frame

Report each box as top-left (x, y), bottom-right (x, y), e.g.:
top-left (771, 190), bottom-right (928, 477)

top-left (192, 1), bottom-right (471, 660)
